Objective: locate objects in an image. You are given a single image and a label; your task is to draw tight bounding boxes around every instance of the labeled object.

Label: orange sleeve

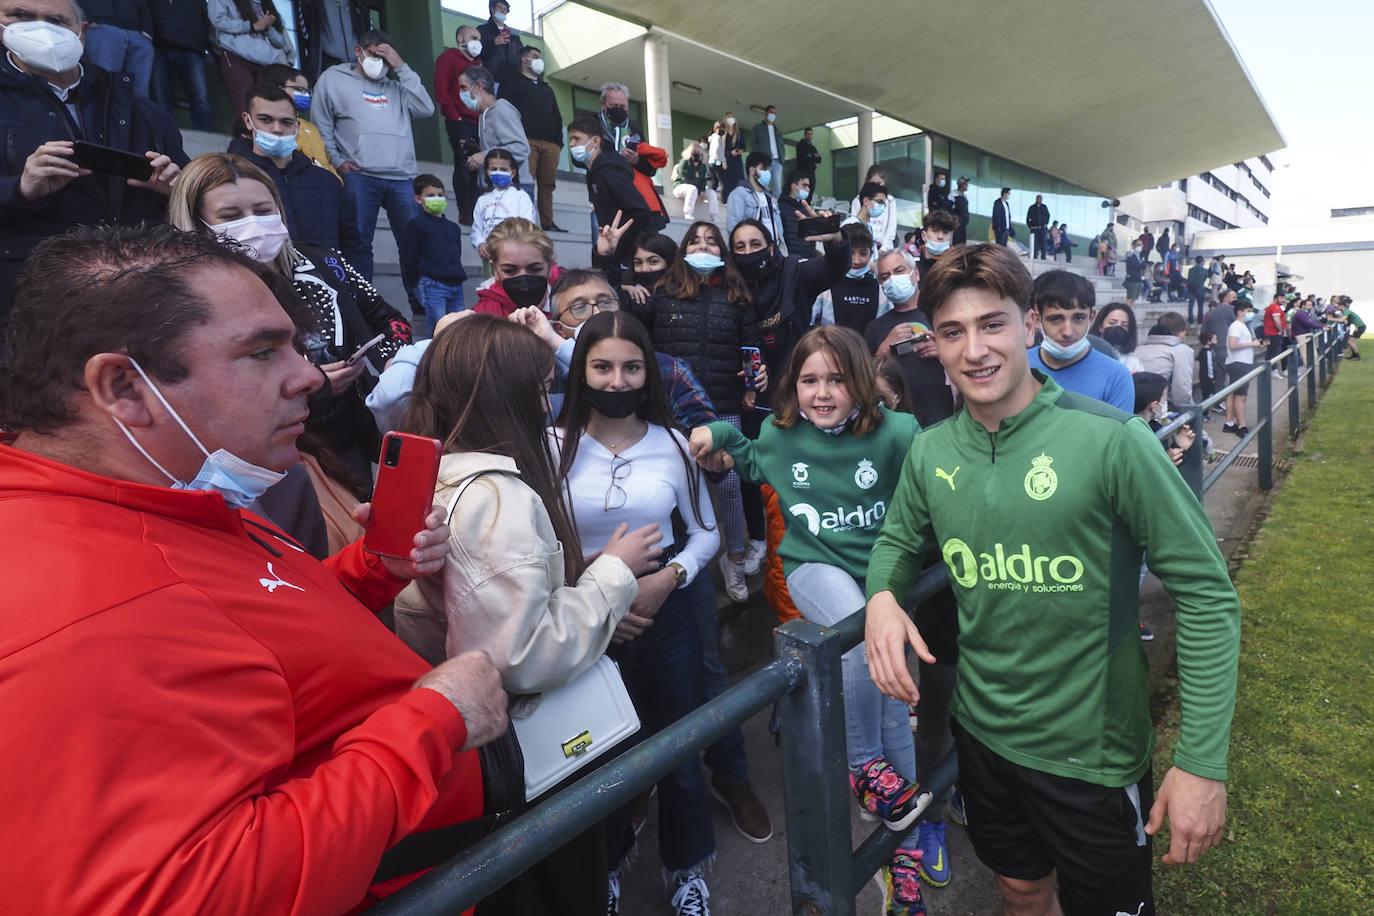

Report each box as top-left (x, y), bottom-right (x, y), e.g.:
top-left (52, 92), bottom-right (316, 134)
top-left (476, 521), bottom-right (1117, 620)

top-left (761, 485), bottom-right (801, 623)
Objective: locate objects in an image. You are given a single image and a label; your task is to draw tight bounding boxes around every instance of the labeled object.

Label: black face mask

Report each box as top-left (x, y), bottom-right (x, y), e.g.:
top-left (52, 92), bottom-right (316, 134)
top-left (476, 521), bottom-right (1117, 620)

top-left (502, 274), bottom-right (548, 308)
top-left (604, 106), bottom-right (629, 126)
top-left (633, 268), bottom-right (666, 289)
top-left (733, 248), bottom-right (773, 281)
top-left (582, 385), bottom-right (647, 419)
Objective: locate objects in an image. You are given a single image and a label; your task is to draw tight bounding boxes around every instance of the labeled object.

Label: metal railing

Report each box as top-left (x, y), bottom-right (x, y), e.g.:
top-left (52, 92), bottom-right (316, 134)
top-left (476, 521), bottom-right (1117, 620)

top-left (370, 327), bottom-right (1348, 916)
top-left (368, 566), bottom-right (955, 916)
top-left (1154, 326), bottom-right (1343, 497)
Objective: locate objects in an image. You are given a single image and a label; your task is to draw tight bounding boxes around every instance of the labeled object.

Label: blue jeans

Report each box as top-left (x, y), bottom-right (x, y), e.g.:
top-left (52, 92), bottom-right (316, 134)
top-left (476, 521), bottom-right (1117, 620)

top-left (415, 277), bottom-right (465, 338)
top-left (85, 24), bottom-right (155, 98)
top-left (152, 45), bottom-right (212, 131)
top-left (786, 563), bottom-right (917, 781)
top-left (342, 171), bottom-right (421, 280)
top-left (606, 574), bottom-right (715, 873)
top-left (696, 586), bottom-right (748, 786)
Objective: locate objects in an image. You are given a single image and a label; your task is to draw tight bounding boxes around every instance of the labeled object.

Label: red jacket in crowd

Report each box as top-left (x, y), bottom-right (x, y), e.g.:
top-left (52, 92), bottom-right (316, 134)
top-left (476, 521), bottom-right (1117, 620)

top-left (434, 46), bottom-right (481, 125)
top-left (1263, 300), bottom-right (1288, 337)
top-left (0, 444), bottom-right (484, 915)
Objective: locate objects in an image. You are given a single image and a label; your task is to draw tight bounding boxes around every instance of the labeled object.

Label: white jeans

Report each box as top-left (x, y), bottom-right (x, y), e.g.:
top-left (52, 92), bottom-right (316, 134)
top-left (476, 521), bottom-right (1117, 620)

top-left (673, 183), bottom-right (719, 221)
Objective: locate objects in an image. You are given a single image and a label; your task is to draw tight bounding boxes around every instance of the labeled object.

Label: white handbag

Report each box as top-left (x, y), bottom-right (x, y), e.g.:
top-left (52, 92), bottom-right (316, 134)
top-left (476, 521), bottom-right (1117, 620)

top-left (444, 474), bottom-right (641, 802)
top-left (511, 655), bottom-right (640, 800)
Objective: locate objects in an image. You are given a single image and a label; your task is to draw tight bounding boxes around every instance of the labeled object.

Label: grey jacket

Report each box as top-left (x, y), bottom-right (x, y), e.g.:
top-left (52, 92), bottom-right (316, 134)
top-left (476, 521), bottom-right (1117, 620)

top-left (394, 452), bottom-right (637, 694)
top-left (311, 61), bottom-right (435, 180)
top-left (477, 98), bottom-right (534, 188)
top-left (1136, 332), bottom-right (1196, 408)
top-left (207, 0), bottom-right (294, 66)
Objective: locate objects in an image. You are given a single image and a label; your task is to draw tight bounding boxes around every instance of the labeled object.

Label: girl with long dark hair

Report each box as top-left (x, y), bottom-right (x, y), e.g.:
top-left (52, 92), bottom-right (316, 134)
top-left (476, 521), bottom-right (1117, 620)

top-left (554, 310), bottom-right (720, 916)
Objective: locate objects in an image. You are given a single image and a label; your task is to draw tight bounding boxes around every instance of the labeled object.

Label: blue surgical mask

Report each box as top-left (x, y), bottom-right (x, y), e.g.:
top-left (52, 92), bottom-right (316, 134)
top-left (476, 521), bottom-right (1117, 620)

top-left (882, 273), bottom-right (916, 304)
top-left (112, 358), bottom-right (286, 509)
top-left (797, 188), bottom-right (810, 201)
top-left (685, 252), bottom-right (725, 274)
top-left (755, 169), bottom-right (771, 188)
top-left (570, 144), bottom-right (591, 164)
top-left (925, 238), bottom-right (951, 256)
top-left (489, 170), bottom-right (513, 188)
top-left (869, 202), bottom-right (886, 219)
top-left (846, 265), bottom-right (870, 279)
top-left (459, 89), bottom-right (481, 110)
top-left (291, 90), bottom-right (311, 112)
top-left (493, 9), bottom-right (507, 22)
top-left (1039, 335), bottom-right (1092, 361)
top-left (254, 128), bottom-right (298, 159)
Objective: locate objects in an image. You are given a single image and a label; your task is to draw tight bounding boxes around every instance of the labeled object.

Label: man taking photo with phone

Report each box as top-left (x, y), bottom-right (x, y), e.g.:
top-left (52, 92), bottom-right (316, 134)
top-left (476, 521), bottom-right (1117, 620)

top-left (0, 0), bottom-right (187, 325)
top-left (0, 224), bottom-right (509, 913)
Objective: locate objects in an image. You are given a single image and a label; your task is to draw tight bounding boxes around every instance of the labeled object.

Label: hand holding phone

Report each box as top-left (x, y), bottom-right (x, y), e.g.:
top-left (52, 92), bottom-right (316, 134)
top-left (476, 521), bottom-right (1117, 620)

top-left (71, 141), bottom-right (154, 181)
top-left (741, 346), bottom-right (763, 390)
top-left (797, 214), bottom-right (842, 239)
top-left (364, 433), bottom-right (443, 559)
top-left (345, 333), bottom-right (386, 366)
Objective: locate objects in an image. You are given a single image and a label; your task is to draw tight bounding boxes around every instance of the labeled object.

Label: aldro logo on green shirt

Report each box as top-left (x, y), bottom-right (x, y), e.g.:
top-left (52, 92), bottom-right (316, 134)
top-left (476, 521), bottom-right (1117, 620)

top-left (940, 538), bottom-right (1086, 594)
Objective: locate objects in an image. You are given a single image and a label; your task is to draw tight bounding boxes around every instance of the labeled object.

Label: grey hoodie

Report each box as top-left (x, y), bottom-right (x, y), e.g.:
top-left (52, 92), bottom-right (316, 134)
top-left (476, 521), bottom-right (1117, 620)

top-left (1135, 332), bottom-right (1195, 408)
top-left (311, 61), bottom-right (435, 180)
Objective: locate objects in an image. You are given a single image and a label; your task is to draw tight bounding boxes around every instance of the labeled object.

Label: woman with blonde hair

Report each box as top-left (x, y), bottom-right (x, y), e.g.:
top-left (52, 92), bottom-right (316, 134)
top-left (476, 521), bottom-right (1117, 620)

top-left (167, 153), bottom-right (410, 478)
top-left (720, 111), bottom-right (746, 195)
top-left (472, 217), bottom-right (563, 317)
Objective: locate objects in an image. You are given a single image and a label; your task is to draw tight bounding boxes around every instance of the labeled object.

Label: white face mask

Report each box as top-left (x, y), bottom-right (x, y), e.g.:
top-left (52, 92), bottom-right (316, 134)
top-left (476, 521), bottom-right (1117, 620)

top-left (529, 57), bottom-right (545, 76)
top-left (113, 358), bottom-right (286, 509)
top-left (2, 19), bottom-right (85, 74)
top-left (360, 55), bottom-right (387, 80)
top-left (207, 213), bottom-right (290, 263)
top-left (464, 39), bottom-right (482, 57)
top-left (725, 116), bottom-right (736, 127)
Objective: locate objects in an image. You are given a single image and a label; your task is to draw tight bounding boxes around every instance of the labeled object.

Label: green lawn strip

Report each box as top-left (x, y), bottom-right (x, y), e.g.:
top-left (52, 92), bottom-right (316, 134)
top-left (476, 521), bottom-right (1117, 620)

top-left (1153, 360), bottom-right (1374, 914)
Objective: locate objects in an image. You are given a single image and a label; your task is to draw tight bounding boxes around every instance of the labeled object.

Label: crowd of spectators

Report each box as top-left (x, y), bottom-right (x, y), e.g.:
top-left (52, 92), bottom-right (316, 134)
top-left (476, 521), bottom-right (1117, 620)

top-left (0, 2), bottom-right (1322, 915)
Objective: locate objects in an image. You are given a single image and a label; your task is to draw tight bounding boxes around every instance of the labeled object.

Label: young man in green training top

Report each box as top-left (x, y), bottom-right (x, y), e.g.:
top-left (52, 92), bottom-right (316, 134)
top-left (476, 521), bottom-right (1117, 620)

top-left (864, 243), bottom-right (1241, 916)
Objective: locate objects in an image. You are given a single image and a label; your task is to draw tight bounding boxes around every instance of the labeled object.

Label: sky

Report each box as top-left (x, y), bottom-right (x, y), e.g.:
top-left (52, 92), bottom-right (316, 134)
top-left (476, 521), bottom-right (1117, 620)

top-left (1208, 0), bottom-right (1374, 226)
top-left (445, 0), bottom-right (1357, 227)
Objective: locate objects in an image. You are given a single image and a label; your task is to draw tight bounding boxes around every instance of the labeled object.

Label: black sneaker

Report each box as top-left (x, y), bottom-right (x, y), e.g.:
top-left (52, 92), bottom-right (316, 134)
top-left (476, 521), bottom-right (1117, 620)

top-left (1222, 422), bottom-right (1239, 434)
top-left (1235, 425), bottom-right (1251, 436)
top-left (544, 223), bottom-right (568, 233)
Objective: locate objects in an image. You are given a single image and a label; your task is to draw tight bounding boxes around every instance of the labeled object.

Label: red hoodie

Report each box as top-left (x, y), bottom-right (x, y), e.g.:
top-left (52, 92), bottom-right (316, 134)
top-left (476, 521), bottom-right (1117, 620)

top-left (0, 444), bottom-right (484, 915)
top-left (473, 264), bottom-right (564, 318)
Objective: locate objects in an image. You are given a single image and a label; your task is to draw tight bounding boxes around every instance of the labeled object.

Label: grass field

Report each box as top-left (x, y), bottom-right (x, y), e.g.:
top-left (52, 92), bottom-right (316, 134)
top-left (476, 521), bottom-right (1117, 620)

top-left (1151, 357), bottom-right (1374, 914)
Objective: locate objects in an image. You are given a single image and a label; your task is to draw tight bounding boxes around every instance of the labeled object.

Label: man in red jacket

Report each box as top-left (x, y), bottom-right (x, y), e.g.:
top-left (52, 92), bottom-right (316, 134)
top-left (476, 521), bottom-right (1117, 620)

top-left (434, 24), bottom-right (484, 224)
top-left (1262, 291), bottom-right (1290, 374)
top-left (0, 224), bottom-right (508, 915)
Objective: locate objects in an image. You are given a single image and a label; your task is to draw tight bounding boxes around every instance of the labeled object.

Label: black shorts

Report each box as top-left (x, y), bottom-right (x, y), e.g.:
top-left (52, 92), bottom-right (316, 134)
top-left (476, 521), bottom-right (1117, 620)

top-left (1353, 326), bottom-right (1365, 339)
top-left (1225, 361), bottom-right (1252, 395)
top-left (953, 722), bottom-right (1155, 916)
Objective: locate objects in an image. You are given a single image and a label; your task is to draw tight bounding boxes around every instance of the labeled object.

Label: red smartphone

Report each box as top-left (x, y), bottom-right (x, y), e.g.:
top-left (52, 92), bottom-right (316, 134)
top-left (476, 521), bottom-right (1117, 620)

top-left (364, 432), bottom-right (443, 559)
top-left (741, 346), bottom-right (762, 390)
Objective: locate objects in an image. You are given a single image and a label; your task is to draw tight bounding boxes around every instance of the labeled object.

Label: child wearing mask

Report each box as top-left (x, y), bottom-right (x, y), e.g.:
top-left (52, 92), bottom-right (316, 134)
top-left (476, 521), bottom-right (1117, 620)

top-left (471, 148), bottom-right (535, 264)
top-left (400, 174), bottom-right (468, 336)
top-left (690, 325), bottom-right (930, 916)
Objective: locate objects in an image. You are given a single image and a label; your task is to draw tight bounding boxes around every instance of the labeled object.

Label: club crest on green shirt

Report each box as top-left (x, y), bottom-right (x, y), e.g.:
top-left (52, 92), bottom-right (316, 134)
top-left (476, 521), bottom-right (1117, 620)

top-left (1024, 452), bottom-right (1058, 501)
top-left (854, 459), bottom-right (878, 490)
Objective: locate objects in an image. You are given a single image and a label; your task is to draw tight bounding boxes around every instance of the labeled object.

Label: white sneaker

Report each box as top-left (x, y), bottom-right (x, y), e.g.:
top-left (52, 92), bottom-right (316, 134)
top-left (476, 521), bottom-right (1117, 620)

top-left (606, 870), bottom-right (620, 916)
top-left (719, 554), bottom-right (748, 603)
top-left (671, 872), bottom-right (711, 916)
top-left (741, 538), bottom-right (767, 576)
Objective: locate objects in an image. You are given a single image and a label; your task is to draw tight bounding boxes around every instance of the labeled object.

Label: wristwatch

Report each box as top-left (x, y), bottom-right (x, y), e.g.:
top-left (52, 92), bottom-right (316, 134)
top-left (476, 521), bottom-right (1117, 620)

top-left (666, 561), bottom-right (687, 588)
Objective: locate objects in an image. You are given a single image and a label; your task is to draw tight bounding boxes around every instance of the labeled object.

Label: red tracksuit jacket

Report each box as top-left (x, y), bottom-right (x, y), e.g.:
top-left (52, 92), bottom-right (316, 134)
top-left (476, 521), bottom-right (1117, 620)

top-left (0, 444), bottom-right (484, 914)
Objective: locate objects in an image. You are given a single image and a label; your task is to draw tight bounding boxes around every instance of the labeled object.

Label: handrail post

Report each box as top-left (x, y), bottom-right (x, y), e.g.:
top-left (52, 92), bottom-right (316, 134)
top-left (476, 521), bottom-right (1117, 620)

top-left (1318, 329), bottom-right (1328, 388)
top-left (1257, 367), bottom-right (1273, 490)
top-left (776, 618), bottom-right (856, 916)
top-left (1306, 334), bottom-right (1318, 409)
top-left (1288, 346), bottom-right (1300, 437)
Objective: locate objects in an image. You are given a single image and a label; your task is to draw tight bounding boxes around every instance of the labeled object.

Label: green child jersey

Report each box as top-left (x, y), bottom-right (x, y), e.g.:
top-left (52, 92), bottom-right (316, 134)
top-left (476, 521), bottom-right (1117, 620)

top-left (866, 373), bottom-right (1241, 787)
top-left (1342, 308), bottom-right (1366, 331)
top-left (707, 408), bottom-right (920, 582)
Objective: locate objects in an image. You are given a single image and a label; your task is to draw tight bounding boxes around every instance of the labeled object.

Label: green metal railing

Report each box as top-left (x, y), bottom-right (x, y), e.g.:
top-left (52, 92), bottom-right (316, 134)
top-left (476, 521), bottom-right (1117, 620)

top-left (368, 566), bottom-right (954, 916)
top-left (369, 327), bottom-right (1347, 915)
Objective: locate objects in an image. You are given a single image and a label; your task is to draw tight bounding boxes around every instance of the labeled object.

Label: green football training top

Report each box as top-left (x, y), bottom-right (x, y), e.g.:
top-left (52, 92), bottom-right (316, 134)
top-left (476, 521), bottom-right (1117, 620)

top-left (707, 407), bottom-right (919, 582)
top-left (866, 373), bottom-right (1241, 786)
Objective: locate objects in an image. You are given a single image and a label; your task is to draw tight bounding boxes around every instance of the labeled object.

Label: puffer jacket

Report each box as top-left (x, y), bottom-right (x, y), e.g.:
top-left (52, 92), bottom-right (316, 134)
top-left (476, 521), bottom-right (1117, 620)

top-left (394, 451), bottom-right (638, 691)
top-left (636, 280), bottom-right (759, 415)
top-left (0, 58), bottom-right (187, 321)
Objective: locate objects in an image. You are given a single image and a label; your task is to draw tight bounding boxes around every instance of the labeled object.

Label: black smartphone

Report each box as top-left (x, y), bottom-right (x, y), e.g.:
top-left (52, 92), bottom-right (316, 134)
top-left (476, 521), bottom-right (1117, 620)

top-left (797, 214), bottom-right (842, 238)
top-left (71, 141), bottom-right (155, 181)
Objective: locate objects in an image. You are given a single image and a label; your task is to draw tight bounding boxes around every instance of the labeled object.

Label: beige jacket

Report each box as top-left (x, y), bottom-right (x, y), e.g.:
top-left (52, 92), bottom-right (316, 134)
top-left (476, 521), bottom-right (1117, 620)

top-left (394, 452), bottom-right (637, 695)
